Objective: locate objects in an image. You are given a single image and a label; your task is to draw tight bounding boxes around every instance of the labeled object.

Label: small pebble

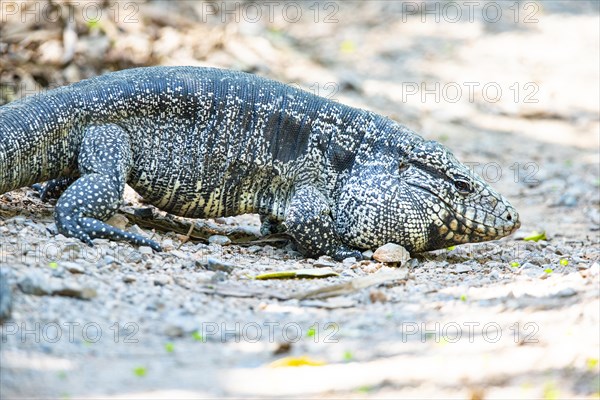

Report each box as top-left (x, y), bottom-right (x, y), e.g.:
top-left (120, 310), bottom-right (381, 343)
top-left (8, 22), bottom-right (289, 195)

top-left (138, 246), bottom-right (154, 255)
top-left (18, 272), bottom-right (52, 296)
top-left (162, 238), bottom-right (175, 251)
top-left (153, 274), bottom-right (173, 286)
top-left (314, 256), bottom-right (338, 268)
top-left (208, 235), bottom-right (231, 246)
top-left (210, 270), bottom-right (228, 283)
top-left (63, 261), bottom-right (85, 274)
top-left (369, 289), bottom-right (388, 303)
top-left (0, 274), bottom-right (12, 322)
top-left (207, 257), bottom-right (237, 273)
top-left (169, 249), bottom-right (189, 259)
top-left (247, 245), bottom-right (262, 254)
top-left (342, 257), bottom-right (358, 268)
top-left (554, 288), bottom-right (577, 298)
top-left (51, 281), bottom-right (97, 300)
top-left (454, 264), bottom-right (473, 274)
top-left (518, 262), bottom-right (543, 278)
top-left (362, 250), bottom-right (374, 260)
top-left (106, 214), bottom-right (129, 230)
top-left (373, 243), bottom-right (410, 264)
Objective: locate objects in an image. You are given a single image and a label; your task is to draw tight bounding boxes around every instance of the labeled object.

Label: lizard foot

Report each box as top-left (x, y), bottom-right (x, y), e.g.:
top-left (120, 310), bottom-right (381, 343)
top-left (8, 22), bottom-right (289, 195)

top-left (56, 212), bottom-right (162, 251)
top-left (32, 177), bottom-right (76, 202)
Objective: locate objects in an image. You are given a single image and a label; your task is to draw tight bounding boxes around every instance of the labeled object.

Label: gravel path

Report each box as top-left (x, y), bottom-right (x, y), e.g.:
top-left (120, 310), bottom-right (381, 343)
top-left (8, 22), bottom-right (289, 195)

top-left (1, 1), bottom-right (598, 398)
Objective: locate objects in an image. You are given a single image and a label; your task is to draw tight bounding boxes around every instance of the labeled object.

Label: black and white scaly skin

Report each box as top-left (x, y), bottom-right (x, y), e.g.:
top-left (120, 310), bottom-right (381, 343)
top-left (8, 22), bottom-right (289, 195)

top-left (0, 66), bottom-right (520, 260)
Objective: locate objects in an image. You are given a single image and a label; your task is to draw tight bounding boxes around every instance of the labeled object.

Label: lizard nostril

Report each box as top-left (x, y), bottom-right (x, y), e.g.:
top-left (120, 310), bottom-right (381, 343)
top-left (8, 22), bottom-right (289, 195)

top-left (507, 213), bottom-right (512, 221)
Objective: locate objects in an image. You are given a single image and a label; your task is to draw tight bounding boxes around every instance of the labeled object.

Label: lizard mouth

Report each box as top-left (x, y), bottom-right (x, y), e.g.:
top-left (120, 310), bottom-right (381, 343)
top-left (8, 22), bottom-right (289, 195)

top-left (411, 184), bottom-right (520, 240)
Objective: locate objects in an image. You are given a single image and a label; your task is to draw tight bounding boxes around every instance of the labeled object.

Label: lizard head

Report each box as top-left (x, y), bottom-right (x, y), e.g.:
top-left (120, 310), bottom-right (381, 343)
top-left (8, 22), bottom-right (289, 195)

top-left (336, 131), bottom-right (520, 253)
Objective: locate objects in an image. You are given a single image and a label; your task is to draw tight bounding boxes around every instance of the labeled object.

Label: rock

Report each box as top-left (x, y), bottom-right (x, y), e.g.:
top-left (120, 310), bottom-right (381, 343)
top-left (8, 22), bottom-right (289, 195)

top-left (373, 243), bottom-right (410, 264)
top-left (138, 246), bottom-right (154, 255)
top-left (362, 250), bottom-right (374, 260)
top-left (50, 265), bottom-right (66, 278)
top-left (556, 194), bottom-right (578, 207)
top-left (62, 241), bottom-right (83, 253)
top-left (247, 245), bottom-right (262, 254)
top-left (519, 262), bottom-right (543, 278)
top-left (12, 216), bottom-right (26, 224)
top-left (210, 270), bottom-right (228, 283)
top-left (106, 214), bottom-right (129, 230)
top-left (454, 264), bottom-right (473, 273)
top-left (0, 274), bottom-right (12, 322)
top-left (314, 256), bottom-right (338, 268)
top-left (208, 235), bottom-right (231, 246)
top-left (123, 252), bottom-right (142, 264)
top-left (369, 289), bottom-right (388, 303)
top-left (589, 208), bottom-right (600, 225)
top-left (98, 255), bottom-right (117, 266)
top-left (153, 274), bottom-right (173, 286)
top-left (51, 281), bottom-right (97, 300)
top-left (129, 225), bottom-right (149, 236)
top-left (162, 238), bottom-right (175, 251)
top-left (163, 315), bottom-right (198, 337)
top-left (340, 269), bottom-right (358, 278)
top-left (62, 261), bottom-right (85, 274)
top-left (18, 272), bottom-right (52, 296)
top-left (46, 223), bottom-right (59, 235)
top-left (343, 257), bottom-right (358, 268)
top-left (206, 257), bottom-right (237, 273)
top-left (554, 288), bottom-right (577, 298)
top-left (123, 275), bottom-right (137, 283)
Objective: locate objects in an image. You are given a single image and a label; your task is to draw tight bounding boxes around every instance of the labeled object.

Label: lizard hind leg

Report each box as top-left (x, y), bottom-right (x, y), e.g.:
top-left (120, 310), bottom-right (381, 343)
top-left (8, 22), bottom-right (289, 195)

top-left (54, 124), bottom-right (161, 251)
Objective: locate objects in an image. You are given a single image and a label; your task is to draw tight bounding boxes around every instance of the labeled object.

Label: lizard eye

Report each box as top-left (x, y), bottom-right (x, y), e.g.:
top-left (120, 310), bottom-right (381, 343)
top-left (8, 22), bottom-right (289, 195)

top-left (454, 179), bottom-right (472, 195)
top-left (398, 161), bottom-right (409, 174)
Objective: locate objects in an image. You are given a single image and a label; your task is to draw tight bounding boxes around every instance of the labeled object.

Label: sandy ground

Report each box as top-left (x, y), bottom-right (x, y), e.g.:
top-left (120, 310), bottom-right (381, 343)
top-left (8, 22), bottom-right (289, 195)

top-left (0, 1), bottom-right (599, 399)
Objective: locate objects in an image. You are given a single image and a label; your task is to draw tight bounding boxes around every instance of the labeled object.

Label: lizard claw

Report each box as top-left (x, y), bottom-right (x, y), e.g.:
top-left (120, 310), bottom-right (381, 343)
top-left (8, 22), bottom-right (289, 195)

top-left (332, 246), bottom-right (363, 262)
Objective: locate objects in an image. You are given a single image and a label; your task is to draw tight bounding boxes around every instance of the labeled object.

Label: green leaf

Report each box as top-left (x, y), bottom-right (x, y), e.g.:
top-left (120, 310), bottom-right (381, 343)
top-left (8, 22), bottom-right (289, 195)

top-left (343, 351), bottom-right (353, 361)
top-left (460, 294), bottom-right (467, 302)
top-left (340, 40), bottom-right (356, 54)
top-left (49, 262), bottom-right (58, 269)
top-left (306, 327), bottom-right (316, 338)
top-left (510, 261), bottom-right (520, 268)
top-left (447, 245), bottom-right (456, 251)
top-left (133, 366), bottom-right (147, 377)
top-left (165, 342), bottom-right (174, 353)
top-left (586, 357), bottom-right (598, 370)
top-left (255, 268), bottom-right (338, 280)
top-left (559, 259), bottom-right (569, 266)
top-left (269, 356), bottom-right (326, 368)
top-left (192, 331), bottom-right (204, 342)
top-left (542, 382), bottom-right (559, 400)
top-left (523, 231), bottom-right (547, 242)
top-left (544, 268), bottom-right (553, 274)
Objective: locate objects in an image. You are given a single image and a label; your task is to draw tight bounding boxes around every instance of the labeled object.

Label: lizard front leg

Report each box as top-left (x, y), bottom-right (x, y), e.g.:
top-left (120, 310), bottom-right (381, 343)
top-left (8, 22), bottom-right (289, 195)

top-left (54, 124), bottom-right (161, 251)
top-left (284, 186), bottom-right (362, 261)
